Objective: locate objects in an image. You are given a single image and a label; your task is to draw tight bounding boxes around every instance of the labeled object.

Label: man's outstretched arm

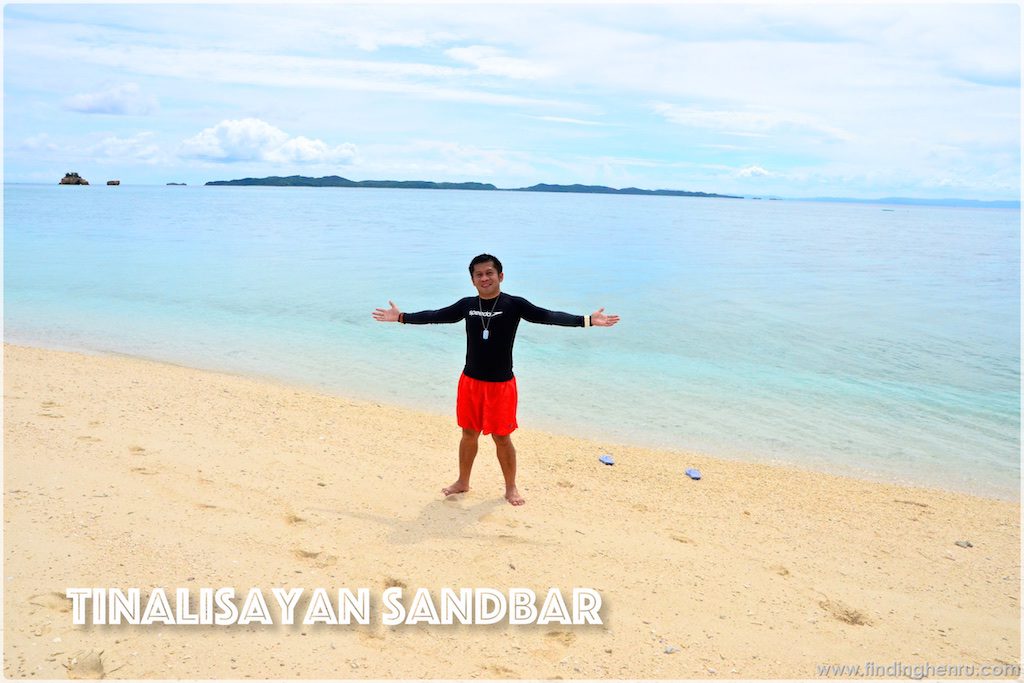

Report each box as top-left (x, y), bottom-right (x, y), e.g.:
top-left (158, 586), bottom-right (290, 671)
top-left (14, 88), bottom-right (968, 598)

top-left (518, 297), bottom-right (620, 328)
top-left (372, 299), bottom-right (468, 324)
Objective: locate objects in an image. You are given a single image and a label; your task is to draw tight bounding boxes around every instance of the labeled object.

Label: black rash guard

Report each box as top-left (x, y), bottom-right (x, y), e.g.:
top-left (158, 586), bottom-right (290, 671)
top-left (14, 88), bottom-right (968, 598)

top-left (402, 292), bottom-right (584, 382)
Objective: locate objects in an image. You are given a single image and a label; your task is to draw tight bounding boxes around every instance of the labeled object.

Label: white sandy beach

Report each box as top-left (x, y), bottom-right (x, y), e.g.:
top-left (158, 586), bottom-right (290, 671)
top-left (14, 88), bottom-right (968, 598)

top-left (3, 343), bottom-right (1020, 679)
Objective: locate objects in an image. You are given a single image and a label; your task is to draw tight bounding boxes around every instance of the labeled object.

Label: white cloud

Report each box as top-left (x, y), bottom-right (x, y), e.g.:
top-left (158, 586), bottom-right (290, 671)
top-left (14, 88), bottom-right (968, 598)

top-left (328, 26), bottom-right (458, 52)
top-left (12, 131), bottom-right (162, 166)
top-left (19, 133), bottom-right (59, 152)
top-left (701, 143), bottom-right (748, 151)
top-left (22, 41), bottom-right (570, 109)
top-left (652, 103), bottom-right (852, 142)
top-left (179, 119), bottom-right (356, 165)
top-left (88, 132), bottom-right (161, 163)
top-left (445, 45), bottom-right (553, 79)
top-left (524, 115), bottom-right (610, 126)
top-left (64, 82), bottom-right (158, 115)
top-left (736, 165), bottom-right (772, 178)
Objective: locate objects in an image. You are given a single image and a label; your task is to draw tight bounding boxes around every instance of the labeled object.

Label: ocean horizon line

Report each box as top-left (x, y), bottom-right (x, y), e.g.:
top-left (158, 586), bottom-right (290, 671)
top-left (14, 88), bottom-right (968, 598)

top-left (6, 180), bottom-right (1020, 208)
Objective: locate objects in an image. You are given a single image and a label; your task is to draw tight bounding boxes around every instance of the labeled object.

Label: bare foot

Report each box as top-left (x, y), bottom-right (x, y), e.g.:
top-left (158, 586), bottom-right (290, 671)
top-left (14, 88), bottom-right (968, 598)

top-left (505, 486), bottom-right (525, 506)
top-left (443, 480), bottom-right (469, 496)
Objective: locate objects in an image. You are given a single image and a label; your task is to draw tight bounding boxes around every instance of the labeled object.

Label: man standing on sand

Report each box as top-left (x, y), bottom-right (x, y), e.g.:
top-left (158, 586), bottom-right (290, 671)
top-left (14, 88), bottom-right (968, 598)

top-left (372, 254), bottom-right (620, 506)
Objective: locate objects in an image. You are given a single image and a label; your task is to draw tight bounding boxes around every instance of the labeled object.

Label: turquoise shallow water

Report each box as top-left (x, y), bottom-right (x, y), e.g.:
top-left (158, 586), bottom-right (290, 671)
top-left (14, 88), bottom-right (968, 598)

top-left (4, 184), bottom-right (1020, 499)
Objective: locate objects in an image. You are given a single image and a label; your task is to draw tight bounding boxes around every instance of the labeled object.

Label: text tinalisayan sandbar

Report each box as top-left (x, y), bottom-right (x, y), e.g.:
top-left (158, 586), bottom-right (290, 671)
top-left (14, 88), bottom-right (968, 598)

top-left (66, 587), bottom-right (603, 626)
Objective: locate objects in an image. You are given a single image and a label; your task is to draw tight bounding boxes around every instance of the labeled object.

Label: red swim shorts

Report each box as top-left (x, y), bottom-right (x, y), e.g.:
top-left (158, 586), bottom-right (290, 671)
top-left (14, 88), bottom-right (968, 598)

top-left (456, 372), bottom-right (518, 436)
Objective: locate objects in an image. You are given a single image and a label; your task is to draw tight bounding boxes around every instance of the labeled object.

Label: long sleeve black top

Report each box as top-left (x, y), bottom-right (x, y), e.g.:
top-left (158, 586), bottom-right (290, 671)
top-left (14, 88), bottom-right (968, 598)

top-left (402, 293), bottom-right (584, 381)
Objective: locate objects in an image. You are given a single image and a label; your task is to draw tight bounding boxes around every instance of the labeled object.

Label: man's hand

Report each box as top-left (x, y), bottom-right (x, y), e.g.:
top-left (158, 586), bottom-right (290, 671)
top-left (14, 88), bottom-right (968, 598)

top-left (591, 307), bottom-right (620, 327)
top-left (372, 300), bottom-right (401, 322)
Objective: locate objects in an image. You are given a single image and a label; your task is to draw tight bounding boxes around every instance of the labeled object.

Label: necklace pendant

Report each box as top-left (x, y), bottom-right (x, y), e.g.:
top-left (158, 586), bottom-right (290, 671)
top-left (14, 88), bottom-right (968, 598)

top-left (482, 329), bottom-right (489, 340)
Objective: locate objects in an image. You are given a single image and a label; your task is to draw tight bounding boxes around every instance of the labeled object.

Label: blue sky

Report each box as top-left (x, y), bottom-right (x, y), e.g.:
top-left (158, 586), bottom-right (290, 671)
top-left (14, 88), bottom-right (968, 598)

top-left (4, 2), bottom-right (1020, 199)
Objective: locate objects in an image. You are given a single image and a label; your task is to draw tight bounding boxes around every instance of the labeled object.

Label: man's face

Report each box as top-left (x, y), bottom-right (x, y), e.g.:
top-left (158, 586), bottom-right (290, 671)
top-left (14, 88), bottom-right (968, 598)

top-left (471, 261), bottom-right (503, 299)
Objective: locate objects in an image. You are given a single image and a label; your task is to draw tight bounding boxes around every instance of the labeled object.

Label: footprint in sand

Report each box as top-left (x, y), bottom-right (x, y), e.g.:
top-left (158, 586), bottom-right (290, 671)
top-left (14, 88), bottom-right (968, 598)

top-left (284, 512), bottom-right (306, 525)
top-left (28, 593), bottom-right (71, 613)
top-left (819, 598), bottom-right (872, 626)
top-left (294, 549), bottom-right (338, 568)
top-left (770, 565), bottom-right (790, 577)
top-left (129, 446), bottom-right (146, 455)
top-left (40, 401), bottom-right (64, 417)
top-left (669, 533), bottom-right (694, 544)
top-left (482, 664), bottom-right (518, 679)
top-left (495, 533), bottom-right (528, 545)
top-left (478, 512), bottom-right (520, 528)
top-left (546, 630), bottom-right (577, 646)
top-left (130, 467), bottom-right (158, 476)
top-left (357, 629), bottom-right (386, 644)
top-left (383, 577), bottom-right (407, 589)
top-left (195, 503), bottom-right (219, 509)
top-left (557, 480), bottom-right (574, 489)
top-left (64, 650), bottom-right (105, 680)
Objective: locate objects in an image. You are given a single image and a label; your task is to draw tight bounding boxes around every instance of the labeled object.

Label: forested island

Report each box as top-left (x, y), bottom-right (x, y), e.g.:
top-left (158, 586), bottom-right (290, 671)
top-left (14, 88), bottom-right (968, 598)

top-left (205, 175), bottom-right (740, 199)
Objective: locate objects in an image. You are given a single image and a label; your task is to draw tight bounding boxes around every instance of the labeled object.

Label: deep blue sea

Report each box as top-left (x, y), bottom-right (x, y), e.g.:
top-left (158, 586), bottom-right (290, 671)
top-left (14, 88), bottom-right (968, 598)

top-left (4, 184), bottom-right (1020, 499)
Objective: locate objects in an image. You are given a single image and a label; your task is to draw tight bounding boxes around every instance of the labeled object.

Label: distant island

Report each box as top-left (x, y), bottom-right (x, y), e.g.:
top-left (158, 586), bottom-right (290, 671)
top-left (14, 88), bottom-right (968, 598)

top-left (207, 176), bottom-right (497, 191)
top-left (197, 175), bottom-right (1019, 207)
top-left (513, 183), bottom-right (738, 198)
top-left (205, 175), bottom-right (741, 199)
top-left (59, 172), bottom-right (89, 186)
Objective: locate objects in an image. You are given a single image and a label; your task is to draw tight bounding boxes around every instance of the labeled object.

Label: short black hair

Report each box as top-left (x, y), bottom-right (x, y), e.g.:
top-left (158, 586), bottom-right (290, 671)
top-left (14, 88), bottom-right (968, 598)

top-left (468, 253), bottom-right (502, 275)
